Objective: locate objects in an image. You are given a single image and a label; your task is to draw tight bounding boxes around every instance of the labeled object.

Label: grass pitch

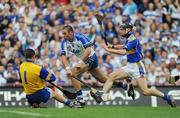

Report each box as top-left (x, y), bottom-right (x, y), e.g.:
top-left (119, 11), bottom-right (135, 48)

top-left (0, 106), bottom-right (179, 118)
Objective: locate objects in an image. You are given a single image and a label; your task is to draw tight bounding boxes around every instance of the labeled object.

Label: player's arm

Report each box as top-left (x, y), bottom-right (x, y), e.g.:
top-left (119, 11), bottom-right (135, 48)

top-left (61, 55), bottom-right (70, 69)
top-left (108, 44), bottom-right (124, 49)
top-left (39, 67), bottom-right (56, 82)
top-left (104, 47), bottom-right (127, 55)
top-left (59, 40), bottom-right (70, 70)
top-left (104, 37), bottom-right (137, 55)
top-left (78, 33), bottom-right (92, 62)
top-left (81, 46), bottom-right (91, 62)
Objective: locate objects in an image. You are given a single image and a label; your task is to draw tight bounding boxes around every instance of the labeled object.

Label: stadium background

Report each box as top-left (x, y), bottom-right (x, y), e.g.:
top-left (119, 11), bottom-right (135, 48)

top-left (0, 0), bottom-right (180, 116)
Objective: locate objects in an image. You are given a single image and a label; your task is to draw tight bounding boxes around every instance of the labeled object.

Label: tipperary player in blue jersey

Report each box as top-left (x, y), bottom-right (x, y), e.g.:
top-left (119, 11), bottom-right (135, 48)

top-left (94, 23), bottom-right (176, 107)
top-left (60, 25), bottom-right (135, 106)
top-left (19, 49), bottom-right (80, 108)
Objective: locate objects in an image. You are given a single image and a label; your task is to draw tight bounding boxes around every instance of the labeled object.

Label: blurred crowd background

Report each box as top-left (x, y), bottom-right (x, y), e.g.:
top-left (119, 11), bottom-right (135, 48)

top-left (0, 0), bottom-right (179, 87)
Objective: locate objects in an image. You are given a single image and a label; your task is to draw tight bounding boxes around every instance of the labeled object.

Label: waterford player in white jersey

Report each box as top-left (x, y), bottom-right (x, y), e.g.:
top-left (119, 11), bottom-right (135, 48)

top-left (60, 25), bottom-right (108, 107)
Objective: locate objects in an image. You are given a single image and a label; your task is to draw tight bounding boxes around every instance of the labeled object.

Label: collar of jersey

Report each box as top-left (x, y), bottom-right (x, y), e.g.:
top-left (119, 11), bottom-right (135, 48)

top-left (125, 31), bottom-right (133, 38)
top-left (26, 59), bottom-right (34, 63)
top-left (68, 34), bottom-right (77, 43)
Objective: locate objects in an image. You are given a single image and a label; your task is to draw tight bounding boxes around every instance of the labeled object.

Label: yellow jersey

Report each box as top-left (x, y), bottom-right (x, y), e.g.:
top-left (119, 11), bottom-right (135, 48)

top-left (19, 60), bottom-right (56, 95)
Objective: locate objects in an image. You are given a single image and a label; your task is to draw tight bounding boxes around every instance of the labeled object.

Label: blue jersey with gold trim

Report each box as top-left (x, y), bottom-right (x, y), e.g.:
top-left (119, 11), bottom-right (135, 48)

top-left (124, 32), bottom-right (143, 63)
top-left (19, 60), bottom-right (56, 95)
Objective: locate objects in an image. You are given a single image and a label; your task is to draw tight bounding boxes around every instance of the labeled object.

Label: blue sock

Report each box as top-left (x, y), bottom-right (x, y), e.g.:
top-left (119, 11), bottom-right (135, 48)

top-left (163, 93), bottom-right (169, 101)
top-left (76, 90), bottom-right (83, 96)
top-left (65, 99), bottom-right (71, 106)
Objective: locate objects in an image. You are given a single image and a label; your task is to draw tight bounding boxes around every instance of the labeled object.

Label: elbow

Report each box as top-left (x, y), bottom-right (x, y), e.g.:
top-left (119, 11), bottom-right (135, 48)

top-left (86, 47), bottom-right (91, 53)
top-left (49, 74), bottom-right (56, 82)
top-left (118, 50), bottom-right (127, 55)
top-left (122, 51), bottom-right (127, 55)
top-left (84, 47), bottom-right (91, 56)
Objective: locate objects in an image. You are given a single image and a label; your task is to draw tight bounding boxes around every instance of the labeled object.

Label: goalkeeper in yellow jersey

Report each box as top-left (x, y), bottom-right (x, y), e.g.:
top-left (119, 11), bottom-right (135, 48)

top-left (19, 49), bottom-right (80, 108)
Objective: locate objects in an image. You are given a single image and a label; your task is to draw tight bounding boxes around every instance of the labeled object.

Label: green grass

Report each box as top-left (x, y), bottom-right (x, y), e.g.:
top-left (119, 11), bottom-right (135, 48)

top-left (0, 106), bottom-right (179, 118)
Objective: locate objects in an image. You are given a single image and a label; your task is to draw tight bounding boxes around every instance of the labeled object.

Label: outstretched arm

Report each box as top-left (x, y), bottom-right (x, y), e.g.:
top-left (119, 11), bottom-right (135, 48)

top-left (104, 46), bottom-right (127, 55)
top-left (108, 44), bottom-right (124, 49)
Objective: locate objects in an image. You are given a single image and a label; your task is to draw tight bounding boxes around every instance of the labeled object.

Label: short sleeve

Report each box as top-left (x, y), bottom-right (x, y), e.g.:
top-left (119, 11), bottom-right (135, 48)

top-left (76, 33), bottom-right (92, 48)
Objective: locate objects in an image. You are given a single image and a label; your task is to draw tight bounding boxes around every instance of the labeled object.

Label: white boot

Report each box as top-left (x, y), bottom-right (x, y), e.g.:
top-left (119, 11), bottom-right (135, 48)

top-left (101, 94), bottom-right (111, 101)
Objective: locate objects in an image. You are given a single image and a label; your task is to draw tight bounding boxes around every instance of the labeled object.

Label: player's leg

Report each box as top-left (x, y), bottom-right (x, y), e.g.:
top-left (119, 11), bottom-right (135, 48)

top-left (86, 53), bottom-right (131, 91)
top-left (136, 77), bottom-right (164, 97)
top-left (26, 89), bottom-right (48, 108)
top-left (69, 63), bottom-right (89, 91)
top-left (50, 88), bottom-right (81, 108)
top-left (134, 61), bottom-right (163, 96)
top-left (133, 61), bottom-right (176, 107)
top-left (89, 67), bottom-right (107, 83)
top-left (69, 63), bottom-right (89, 107)
top-left (50, 88), bottom-right (72, 107)
top-left (135, 77), bottom-right (176, 107)
top-left (99, 69), bottom-right (132, 101)
top-left (90, 66), bottom-right (136, 100)
top-left (26, 88), bottom-right (76, 108)
top-left (102, 69), bottom-right (129, 94)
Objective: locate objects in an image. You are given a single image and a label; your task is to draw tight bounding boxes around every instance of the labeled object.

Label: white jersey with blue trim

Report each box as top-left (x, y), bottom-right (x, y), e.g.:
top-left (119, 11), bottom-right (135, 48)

top-left (60, 33), bottom-right (95, 58)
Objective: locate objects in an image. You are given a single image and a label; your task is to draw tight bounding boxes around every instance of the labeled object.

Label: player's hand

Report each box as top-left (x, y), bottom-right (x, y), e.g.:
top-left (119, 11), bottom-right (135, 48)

top-left (103, 45), bottom-right (111, 52)
top-left (76, 63), bottom-right (81, 69)
top-left (107, 44), bottom-right (114, 48)
top-left (66, 68), bottom-right (73, 77)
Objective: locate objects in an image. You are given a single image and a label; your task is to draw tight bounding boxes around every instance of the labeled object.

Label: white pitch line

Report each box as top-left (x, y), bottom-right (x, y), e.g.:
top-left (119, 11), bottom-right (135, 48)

top-left (0, 110), bottom-right (51, 117)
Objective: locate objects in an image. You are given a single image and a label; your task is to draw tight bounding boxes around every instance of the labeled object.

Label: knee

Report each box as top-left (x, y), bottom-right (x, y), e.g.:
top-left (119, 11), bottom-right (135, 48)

top-left (106, 77), bottom-right (115, 83)
top-left (99, 79), bottom-right (106, 83)
top-left (142, 89), bottom-right (150, 96)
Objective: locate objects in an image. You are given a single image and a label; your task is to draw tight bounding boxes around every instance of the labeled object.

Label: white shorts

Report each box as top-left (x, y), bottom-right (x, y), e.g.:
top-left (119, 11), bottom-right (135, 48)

top-left (121, 61), bottom-right (146, 80)
top-left (46, 87), bottom-right (54, 98)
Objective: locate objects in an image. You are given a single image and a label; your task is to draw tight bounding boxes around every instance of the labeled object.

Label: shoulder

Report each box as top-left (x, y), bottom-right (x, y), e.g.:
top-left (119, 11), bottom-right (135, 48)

top-left (75, 32), bottom-right (85, 39)
top-left (127, 34), bottom-right (137, 41)
top-left (75, 32), bottom-right (84, 37)
top-left (61, 39), bottom-right (67, 44)
top-left (26, 62), bottom-right (42, 71)
top-left (61, 40), bottom-right (67, 47)
top-left (75, 33), bottom-right (90, 43)
top-left (31, 63), bottom-right (42, 70)
top-left (20, 62), bottom-right (41, 71)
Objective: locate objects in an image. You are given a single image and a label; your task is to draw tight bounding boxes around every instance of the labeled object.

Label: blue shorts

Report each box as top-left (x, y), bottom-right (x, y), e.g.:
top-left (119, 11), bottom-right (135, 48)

top-left (26, 88), bottom-right (51, 105)
top-left (85, 53), bottom-right (98, 70)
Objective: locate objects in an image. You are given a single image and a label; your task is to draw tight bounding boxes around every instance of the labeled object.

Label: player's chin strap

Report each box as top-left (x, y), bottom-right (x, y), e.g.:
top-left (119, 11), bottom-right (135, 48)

top-left (122, 30), bottom-right (133, 38)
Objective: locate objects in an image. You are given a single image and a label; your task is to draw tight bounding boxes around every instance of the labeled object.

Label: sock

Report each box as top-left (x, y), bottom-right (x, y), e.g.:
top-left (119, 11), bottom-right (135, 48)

top-left (163, 93), bottom-right (170, 101)
top-left (76, 90), bottom-right (85, 103)
top-left (65, 99), bottom-right (71, 106)
top-left (76, 90), bottom-right (83, 96)
top-left (118, 82), bottom-right (127, 90)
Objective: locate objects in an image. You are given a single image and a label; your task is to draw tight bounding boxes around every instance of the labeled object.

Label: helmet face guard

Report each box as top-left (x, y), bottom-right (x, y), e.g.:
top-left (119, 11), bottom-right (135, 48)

top-left (119, 23), bottom-right (133, 29)
top-left (119, 23), bottom-right (133, 37)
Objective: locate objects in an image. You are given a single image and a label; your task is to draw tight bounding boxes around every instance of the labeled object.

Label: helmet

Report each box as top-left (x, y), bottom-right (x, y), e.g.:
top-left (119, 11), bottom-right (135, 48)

top-left (119, 23), bottom-right (133, 29)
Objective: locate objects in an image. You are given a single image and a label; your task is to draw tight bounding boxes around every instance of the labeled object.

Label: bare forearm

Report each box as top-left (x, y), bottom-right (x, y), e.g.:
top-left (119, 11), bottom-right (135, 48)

top-left (81, 47), bottom-right (91, 62)
top-left (61, 55), bottom-right (69, 68)
top-left (113, 45), bottom-right (124, 49)
top-left (106, 48), bottom-right (126, 55)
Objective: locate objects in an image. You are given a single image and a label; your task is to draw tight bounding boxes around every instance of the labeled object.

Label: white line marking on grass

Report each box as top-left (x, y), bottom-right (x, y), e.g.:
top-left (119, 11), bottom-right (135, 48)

top-left (0, 110), bottom-right (51, 117)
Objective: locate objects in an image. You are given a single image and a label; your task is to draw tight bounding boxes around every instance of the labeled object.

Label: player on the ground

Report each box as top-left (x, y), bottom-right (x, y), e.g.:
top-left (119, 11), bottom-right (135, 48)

top-left (59, 25), bottom-right (135, 106)
top-left (92, 23), bottom-right (176, 107)
top-left (19, 49), bottom-right (80, 108)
